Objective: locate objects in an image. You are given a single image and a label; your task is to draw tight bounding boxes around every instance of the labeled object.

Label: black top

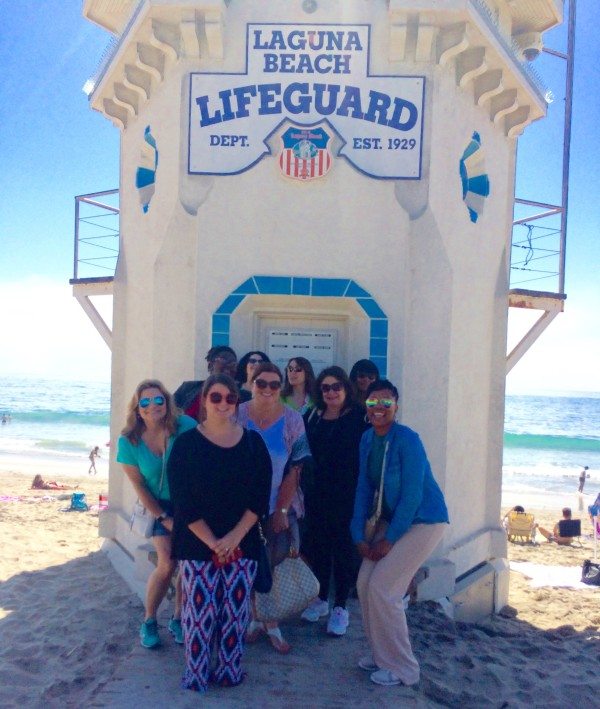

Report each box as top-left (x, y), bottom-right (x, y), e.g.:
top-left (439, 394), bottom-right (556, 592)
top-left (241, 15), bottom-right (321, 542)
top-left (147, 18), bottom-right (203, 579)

top-left (303, 405), bottom-right (369, 522)
top-left (168, 427), bottom-right (272, 561)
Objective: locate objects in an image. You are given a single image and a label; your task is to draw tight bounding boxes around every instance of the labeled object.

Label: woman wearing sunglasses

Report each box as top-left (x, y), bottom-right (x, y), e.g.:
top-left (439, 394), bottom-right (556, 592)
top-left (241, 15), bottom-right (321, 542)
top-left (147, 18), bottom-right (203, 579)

top-left (349, 359), bottom-right (380, 408)
top-left (301, 366), bottom-right (369, 636)
top-left (117, 379), bottom-right (198, 649)
top-left (237, 362), bottom-right (311, 653)
top-left (236, 350), bottom-right (270, 401)
top-left (350, 379), bottom-right (449, 688)
top-left (167, 375), bottom-right (272, 693)
top-left (281, 356), bottom-right (316, 415)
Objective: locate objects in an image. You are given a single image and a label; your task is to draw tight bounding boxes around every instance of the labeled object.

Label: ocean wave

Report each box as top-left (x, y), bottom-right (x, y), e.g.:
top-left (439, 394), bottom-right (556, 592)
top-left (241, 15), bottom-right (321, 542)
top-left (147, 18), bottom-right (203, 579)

top-left (503, 432), bottom-right (600, 453)
top-left (10, 410), bottom-right (110, 426)
top-left (34, 439), bottom-right (90, 453)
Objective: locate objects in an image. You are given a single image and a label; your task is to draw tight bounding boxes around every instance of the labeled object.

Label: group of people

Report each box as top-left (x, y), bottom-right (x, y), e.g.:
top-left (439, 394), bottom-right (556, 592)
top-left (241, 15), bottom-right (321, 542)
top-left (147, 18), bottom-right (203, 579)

top-left (117, 345), bottom-right (449, 694)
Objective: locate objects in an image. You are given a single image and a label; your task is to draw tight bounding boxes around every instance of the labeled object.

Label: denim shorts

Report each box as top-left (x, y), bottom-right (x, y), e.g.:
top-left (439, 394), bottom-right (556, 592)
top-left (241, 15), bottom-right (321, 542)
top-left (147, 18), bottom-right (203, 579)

top-left (151, 500), bottom-right (174, 537)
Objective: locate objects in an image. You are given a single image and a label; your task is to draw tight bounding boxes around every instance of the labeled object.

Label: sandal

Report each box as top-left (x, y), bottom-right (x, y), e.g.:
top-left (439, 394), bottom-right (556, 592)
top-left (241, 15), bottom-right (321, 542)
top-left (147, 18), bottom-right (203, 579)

top-left (245, 620), bottom-right (265, 643)
top-left (266, 626), bottom-right (291, 654)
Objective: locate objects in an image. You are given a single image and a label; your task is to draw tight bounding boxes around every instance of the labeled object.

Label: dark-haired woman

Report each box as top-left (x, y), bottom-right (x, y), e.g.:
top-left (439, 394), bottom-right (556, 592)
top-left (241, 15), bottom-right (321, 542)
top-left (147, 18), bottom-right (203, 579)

top-left (351, 379), bottom-right (448, 687)
top-left (168, 375), bottom-right (272, 693)
top-left (117, 379), bottom-right (197, 649)
top-left (349, 359), bottom-right (380, 407)
top-left (236, 350), bottom-right (270, 401)
top-left (281, 357), bottom-right (316, 415)
top-left (237, 362), bottom-right (311, 653)
top-left (301, 365), bottom-right (368, 636)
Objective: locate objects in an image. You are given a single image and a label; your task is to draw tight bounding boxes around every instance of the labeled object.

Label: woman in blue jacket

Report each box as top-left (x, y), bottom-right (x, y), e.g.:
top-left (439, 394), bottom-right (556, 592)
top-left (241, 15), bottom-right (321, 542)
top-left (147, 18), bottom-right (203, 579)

top-left (350, 379), bottom-right (449, 688)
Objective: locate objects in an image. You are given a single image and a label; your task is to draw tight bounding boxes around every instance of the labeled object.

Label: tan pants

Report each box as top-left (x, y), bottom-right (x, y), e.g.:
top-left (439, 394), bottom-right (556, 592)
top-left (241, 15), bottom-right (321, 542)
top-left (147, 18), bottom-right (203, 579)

top-left (357, 523), bottom-right (446, 685)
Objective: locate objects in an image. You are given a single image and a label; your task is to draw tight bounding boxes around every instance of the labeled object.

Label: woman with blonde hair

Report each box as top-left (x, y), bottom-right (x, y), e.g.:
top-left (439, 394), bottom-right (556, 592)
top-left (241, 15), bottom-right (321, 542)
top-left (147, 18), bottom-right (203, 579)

top-left (117, 379), bottom-right (197, 649)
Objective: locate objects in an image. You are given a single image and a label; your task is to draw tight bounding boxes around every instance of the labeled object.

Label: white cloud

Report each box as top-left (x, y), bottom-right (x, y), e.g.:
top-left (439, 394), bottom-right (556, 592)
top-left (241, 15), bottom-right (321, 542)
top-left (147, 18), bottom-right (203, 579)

top-left (0, 277), bottom-right (111, 382)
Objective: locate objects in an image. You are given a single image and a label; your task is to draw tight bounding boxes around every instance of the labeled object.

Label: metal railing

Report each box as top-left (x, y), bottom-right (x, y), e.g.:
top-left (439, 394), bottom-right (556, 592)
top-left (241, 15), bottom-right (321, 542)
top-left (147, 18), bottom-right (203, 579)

top-left (72, 189), bottom-right (120, 281)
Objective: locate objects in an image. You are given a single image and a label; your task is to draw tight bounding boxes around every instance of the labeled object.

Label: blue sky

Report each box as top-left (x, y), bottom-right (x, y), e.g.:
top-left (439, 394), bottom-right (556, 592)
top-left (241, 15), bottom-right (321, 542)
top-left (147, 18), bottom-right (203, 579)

top-left (0, 1), bottom-right (597, 392)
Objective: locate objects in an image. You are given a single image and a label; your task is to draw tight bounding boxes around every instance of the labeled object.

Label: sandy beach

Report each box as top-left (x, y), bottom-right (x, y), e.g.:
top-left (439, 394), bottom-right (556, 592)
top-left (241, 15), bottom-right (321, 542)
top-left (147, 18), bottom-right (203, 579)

top-left (1, 468), bottom-right (599, 707)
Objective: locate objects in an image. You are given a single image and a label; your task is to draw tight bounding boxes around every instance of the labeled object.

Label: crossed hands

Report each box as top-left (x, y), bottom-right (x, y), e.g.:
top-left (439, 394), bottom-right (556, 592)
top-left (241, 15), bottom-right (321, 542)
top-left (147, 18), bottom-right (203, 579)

top-left (212, 530), bottom-right (243, 564)
top-left (357, 539), bottom-right (393, 562)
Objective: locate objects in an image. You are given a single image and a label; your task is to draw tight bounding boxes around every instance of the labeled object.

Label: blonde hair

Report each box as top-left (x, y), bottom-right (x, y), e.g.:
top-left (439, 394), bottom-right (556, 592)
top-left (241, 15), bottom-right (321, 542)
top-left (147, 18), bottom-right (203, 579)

top-left (121, 379), bottom-right (179, 444)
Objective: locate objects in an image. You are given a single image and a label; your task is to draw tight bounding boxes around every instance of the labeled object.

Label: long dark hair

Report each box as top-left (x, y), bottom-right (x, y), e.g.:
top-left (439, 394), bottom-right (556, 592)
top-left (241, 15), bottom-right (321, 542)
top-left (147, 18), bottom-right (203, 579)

top-left (236, 350), bottom-right (270, 384)
top-left (281, 357), bottom-right (316, 399)
top-left (313, 366), bottom-right (355, 414)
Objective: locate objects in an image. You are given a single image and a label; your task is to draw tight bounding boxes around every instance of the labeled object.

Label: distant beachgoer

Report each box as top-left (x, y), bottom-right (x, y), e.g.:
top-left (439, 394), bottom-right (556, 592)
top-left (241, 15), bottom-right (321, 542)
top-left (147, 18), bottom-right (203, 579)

top-left (536, 507), bottom-right (576, 545)
top-left (88, 446), bottom-right (101, 475)
top-left (578, 466), bottom-right (589, 493)
top-left (1, 414), bottom-right (6, 424)
top-left (31, 474), bottom-right (70, 490)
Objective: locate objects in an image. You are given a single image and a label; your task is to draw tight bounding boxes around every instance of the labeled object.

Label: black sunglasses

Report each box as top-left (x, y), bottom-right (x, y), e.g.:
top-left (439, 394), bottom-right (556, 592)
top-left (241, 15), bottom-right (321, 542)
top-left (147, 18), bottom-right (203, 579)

top-left (208, 392), bottom-right (238, 405)
top-left (254, 378), bottom-right (281, 390)
top-left (321, 382), bottom-right (344, 393)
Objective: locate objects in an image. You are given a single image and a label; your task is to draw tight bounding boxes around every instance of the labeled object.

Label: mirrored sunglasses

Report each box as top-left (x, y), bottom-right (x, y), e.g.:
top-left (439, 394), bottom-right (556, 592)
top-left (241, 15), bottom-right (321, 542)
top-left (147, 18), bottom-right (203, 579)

top-left (321, 382), bottom-right (344, 393)
top-left (254, 378), bottom-right (281, 390)
top-left (365, 398), bottom-right (395, 409)
top-left (208, 392), bottom-right (238, 405)
top-left (139, 396), bottom-right (165, 408)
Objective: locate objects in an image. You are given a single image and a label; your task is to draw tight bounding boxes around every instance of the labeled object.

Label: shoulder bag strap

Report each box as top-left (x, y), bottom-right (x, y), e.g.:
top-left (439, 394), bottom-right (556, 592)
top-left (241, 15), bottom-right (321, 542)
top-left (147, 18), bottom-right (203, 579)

top-left (375, 440), bottom-right (389, 518)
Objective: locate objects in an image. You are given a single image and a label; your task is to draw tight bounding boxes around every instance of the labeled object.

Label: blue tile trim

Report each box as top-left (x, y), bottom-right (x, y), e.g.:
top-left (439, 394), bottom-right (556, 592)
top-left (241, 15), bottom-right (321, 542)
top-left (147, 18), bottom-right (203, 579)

top-left (212, 314), bottom-right (230, 334)
top-left (254, 276), bottom-right (292, 295)
top-left (212, 277), bottom-right (389, 376)
top-left (370, 319), bottom-right (388, 338)
top-left (311, 278), bottom-right (350, 297)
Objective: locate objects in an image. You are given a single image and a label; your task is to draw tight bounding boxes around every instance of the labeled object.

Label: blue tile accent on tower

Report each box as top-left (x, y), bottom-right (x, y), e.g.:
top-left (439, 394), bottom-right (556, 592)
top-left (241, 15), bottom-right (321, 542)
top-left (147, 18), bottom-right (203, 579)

top-left (311, 278), bottom-right (350, 297)
top-left (212, 332), bottom-right (230, 346)
top-left (212, 314), bottom-right (230, 334)
top-left (370, 356), bottom-right (388, 377)
top-left (357, 298), bottom-right (387, 319)
top-left (346, 281), bottom-right (372, 298)
top-left (216, 294), bottom-right (246, 314)
top-left (369, 338), bottom-right (387, 357)
top-left (233, 278), bottom-right (259, 295)
top-left (292, 277), bottom-right (311, 295)
top-left (254, 276), bottom-right (292, 295)
top-left (370, 319), bottom-right (388, 339)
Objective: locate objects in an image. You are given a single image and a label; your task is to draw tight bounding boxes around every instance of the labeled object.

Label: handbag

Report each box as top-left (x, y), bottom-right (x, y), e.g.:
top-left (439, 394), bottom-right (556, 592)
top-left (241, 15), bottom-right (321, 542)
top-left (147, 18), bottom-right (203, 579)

top-left (255, 553), bottom-right (319, 622)
top-left (581, 559), bottom-right (600, 586)
top-left (364, 440), bottom-right (390, 543)
top-left (129, 444), bottom-right (167, 538)
top-left (254, 521), bottom-right (273, 594)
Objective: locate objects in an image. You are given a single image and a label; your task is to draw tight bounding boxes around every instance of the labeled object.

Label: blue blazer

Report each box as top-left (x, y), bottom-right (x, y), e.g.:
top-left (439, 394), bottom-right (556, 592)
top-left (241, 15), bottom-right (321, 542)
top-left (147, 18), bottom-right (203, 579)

top-left (350, 423), bottom-right (449, 545)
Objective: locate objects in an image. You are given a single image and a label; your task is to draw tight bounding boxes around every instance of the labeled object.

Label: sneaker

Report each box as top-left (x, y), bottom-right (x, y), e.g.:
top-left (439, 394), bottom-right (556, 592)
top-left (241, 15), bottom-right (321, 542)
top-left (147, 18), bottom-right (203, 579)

top-left (140, 618), bottom-right (160, 649)
top-left (301, 598), bottom-right (329, 622)
top-left (326, 606), bottom-right (349, 636)
top-left (370, 668), bottom-right (403, 686)
top-left (358, 655), bottom-right (379, 672)
top-left (168, 617), bottom-right (184, 645)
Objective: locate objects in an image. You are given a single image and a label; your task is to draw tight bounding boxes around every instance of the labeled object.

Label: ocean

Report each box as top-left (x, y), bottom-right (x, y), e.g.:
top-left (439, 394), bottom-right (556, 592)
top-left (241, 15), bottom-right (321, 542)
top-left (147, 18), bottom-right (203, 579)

top-left (1, 377), bottom-right (599, 504)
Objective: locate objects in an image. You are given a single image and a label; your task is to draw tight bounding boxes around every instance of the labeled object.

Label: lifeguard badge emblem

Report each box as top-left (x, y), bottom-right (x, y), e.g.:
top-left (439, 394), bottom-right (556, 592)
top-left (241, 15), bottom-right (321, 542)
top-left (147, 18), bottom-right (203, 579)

top-left (279, 126), bottom-right (332, 181)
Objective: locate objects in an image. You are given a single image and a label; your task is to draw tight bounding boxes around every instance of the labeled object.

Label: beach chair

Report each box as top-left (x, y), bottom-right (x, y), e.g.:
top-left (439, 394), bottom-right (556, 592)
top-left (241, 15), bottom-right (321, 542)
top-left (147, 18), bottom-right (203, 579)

top-left (506, 511), bottom-right (536, 544)
top-left (558, 519), bottom-right (582, 546)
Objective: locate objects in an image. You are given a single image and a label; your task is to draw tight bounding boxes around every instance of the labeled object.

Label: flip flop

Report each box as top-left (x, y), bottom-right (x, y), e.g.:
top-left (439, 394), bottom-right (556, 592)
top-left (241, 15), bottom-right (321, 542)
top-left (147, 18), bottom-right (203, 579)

top-left (266, 626), bottom-right (291, 654)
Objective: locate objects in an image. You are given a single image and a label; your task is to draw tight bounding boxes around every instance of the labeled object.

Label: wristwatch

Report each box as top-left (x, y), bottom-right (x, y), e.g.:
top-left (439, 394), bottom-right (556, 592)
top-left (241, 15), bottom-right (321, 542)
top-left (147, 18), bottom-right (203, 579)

top-left (279, 507), bottom-right (288, 514)
top-left (157, 512), bottom-right (169, 522)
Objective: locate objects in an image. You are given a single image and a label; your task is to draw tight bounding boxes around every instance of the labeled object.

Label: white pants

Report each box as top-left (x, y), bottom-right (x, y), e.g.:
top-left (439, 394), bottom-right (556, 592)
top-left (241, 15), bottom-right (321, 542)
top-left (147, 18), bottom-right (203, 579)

top-left (357, 523), bottom-right (446, 685)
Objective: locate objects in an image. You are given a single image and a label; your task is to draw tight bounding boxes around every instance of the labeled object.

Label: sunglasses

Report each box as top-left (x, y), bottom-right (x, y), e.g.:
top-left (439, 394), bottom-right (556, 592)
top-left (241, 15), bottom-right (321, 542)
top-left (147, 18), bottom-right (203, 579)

top-left (356, 373), bottom-right (377, 380)
top-left (287, 366), bottom-right (303, 373)
top-left (248, 357), bottom-right (263, 365)
top-left (321, 382), bottom-right (344, 393)
top-left (254, 378), bottom-right (282, 390)
top-left (139, 396), bottom-right (165, 408)
top-left (365, 398), bottom-right (395, 409)
top-left (208, 391), bottom-right (238, 405)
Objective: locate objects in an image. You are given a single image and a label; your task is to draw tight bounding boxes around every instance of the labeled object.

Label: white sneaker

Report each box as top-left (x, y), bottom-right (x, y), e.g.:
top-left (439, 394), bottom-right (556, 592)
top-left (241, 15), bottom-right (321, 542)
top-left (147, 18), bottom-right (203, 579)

top-left (301, 598), bottom-right (329, 622)
top-left (358, 655), bottom-right (378, 671)
top-left (326, 606), bottom-right (349, 636)
top-left (370, 668), bottom-right (403, 686)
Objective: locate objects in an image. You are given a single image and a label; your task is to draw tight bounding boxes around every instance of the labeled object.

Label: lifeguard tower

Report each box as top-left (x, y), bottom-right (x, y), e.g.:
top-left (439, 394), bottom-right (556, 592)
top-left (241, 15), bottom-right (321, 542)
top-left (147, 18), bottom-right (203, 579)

top-left (74, 0), bottom-right (570, 619)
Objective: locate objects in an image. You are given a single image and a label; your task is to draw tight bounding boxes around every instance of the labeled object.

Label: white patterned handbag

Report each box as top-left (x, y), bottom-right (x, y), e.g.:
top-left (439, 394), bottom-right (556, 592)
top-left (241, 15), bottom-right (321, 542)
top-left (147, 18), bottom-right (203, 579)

top-left (255, 554), bottom-right (320, 622)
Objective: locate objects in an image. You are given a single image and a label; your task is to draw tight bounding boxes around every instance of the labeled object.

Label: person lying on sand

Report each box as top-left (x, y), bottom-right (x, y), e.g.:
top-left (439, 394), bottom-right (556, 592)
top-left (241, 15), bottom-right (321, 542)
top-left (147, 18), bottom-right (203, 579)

top-left (536, 507), bottom-right (575, 545)
top-left (31, 474), bottom-right (72, 491)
